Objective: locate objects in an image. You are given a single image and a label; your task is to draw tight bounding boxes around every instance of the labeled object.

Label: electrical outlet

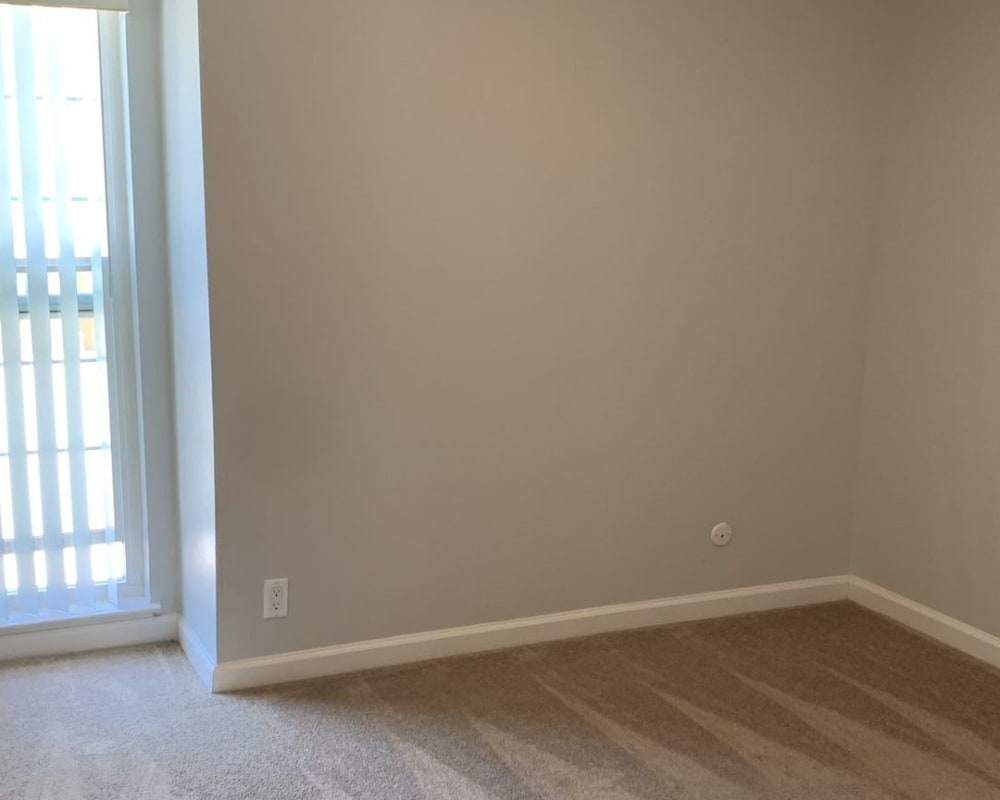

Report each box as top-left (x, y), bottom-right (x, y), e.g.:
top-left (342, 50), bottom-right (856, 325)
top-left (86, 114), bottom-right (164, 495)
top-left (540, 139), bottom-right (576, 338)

top-left (263, 578), bottom-right (288, 619)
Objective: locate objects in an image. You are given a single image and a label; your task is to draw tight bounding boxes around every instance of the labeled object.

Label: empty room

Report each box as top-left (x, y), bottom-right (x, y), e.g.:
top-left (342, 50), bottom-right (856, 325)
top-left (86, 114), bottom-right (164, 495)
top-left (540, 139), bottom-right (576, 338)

top-left (1, 0), bottom-right (998, 797)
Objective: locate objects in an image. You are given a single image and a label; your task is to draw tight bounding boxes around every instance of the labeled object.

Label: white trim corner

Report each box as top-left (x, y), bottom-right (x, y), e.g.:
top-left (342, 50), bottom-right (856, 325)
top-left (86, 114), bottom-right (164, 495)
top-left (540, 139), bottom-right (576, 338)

top-left (178, 617), bottom-right (216, 690)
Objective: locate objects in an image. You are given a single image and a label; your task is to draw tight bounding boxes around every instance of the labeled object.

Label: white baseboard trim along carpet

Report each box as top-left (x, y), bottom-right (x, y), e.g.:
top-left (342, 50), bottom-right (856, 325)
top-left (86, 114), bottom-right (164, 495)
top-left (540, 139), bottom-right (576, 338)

top-left (847, 576), bottom-right (1000, 671)
top-left (210, 576), bottom-right (851, 692)
top-left (4, 575), bottom-right (998, 692)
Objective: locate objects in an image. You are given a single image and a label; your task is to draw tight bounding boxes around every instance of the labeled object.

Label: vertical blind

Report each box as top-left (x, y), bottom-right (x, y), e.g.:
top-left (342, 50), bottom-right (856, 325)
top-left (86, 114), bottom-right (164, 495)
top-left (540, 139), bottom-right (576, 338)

top-left (0, 3), bottom-right (124, 623)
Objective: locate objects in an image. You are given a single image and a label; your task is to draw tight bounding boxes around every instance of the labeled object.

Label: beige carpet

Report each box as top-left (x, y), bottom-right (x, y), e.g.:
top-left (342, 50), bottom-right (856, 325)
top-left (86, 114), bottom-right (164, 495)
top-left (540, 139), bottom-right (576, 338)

top-left (2, 602), bottom-right (1000, 799)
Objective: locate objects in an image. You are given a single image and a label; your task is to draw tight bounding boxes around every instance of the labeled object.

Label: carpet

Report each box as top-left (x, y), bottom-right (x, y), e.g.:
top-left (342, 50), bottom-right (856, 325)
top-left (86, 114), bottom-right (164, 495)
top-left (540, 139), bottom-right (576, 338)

top-left (2, 601), bottom-right (999, 799)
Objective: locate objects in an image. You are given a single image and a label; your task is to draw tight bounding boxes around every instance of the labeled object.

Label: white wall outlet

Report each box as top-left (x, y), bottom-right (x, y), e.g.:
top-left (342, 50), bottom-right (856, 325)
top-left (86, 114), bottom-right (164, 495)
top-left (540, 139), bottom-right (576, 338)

top-left (263, 578), bottom-right (289, 619)
top-left (710, 522), bottom-right (733, 547)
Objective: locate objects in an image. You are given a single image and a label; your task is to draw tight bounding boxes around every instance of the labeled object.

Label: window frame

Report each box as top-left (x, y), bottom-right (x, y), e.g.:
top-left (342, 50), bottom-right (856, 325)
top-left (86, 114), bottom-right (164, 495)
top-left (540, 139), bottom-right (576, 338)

top-left (0, 4), bottom-right (147, 619)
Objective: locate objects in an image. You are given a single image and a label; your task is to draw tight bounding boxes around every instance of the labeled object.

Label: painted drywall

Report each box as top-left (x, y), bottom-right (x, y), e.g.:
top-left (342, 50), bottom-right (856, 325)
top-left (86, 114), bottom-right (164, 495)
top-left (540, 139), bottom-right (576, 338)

top-left (852, 0), bottom-right (1000, 638)
top-left (160, 0), bottom-right (217, 659)
top-left (196, 0), bottom-right (890, 662)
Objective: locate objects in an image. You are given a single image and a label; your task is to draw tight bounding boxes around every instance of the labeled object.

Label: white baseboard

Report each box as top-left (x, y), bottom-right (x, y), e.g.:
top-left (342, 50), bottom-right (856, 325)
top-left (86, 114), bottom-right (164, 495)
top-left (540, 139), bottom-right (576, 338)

top-left (178, 617), bottom-right (217, 689)
top-left (0, 611), bottom-right (178, 662)
top-left (211, 575), bottom-right (850, 693)
top-left (848, 577), bottom-right (1000, 670)
top-left (5, 576), bottom-right (989, 693)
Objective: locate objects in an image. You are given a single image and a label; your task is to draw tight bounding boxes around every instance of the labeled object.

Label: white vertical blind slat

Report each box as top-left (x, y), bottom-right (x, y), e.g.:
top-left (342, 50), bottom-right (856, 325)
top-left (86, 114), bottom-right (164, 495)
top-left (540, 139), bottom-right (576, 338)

top-left (48, 13), bottom-right (95, 607)
top-left (12, 7), bottom-right (69, 611)
top-left (0, 30), bottom-right (15, 622)
top-left (89, 245), bottom-right (117, 606)
top-left (95, 8), bottom-right (130, 602)
top-left (0, 25), bottom-right (38, 616)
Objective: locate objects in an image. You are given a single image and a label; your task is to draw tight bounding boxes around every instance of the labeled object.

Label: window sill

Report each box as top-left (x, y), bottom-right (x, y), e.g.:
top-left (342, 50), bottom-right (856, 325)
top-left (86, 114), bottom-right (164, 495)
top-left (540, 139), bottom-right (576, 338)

top-left (0, 602), bottom-right (162, 637)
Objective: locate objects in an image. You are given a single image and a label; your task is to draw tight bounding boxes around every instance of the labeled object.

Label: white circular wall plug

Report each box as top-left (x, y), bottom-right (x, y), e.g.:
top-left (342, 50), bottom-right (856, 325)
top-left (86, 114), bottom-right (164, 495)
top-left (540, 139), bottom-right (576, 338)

top-left (710, 522), bottom-right (733, 547)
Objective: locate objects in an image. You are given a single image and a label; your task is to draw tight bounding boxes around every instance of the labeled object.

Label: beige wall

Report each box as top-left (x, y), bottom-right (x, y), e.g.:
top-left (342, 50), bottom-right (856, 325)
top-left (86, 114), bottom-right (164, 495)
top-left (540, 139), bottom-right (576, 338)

top-left (853, 0), bottom-right (1000, 637)
top-left (196, 0), bottom-right (890, 662)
